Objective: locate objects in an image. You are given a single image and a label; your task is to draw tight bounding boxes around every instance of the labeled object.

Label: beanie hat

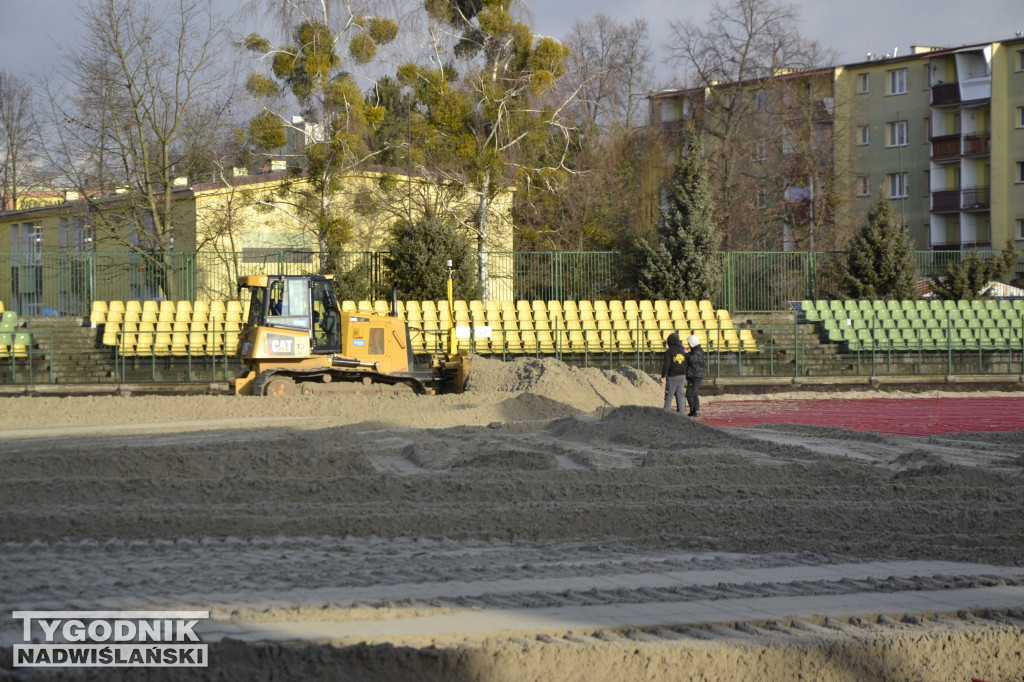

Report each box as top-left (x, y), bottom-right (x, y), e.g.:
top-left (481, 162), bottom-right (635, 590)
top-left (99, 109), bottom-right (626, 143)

top-left (687, 334), bottom-right (700, 347)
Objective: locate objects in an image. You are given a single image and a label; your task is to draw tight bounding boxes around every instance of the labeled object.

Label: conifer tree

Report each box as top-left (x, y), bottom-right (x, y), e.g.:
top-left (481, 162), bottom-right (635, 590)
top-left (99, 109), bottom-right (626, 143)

top-left (635, 130), bottom-right (722, 301)
top-left (929, 241), bottom-right (1019, 300)
top-left (382, 213), bottom-right (481, 302)
top-left (833, 197), bottom-right (917, 300)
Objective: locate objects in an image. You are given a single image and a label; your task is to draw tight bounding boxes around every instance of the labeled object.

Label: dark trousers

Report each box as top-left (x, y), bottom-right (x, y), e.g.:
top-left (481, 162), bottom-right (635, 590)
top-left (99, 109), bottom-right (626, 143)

top-left (663, 375), bottom-right (686, 411)
top-left (686, 377), bottom-right (702, 415)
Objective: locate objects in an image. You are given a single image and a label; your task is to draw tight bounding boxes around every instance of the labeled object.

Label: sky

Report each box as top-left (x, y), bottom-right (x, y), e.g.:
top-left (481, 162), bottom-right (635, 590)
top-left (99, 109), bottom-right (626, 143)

top-left (1, 0), bottom-right (1021, 88)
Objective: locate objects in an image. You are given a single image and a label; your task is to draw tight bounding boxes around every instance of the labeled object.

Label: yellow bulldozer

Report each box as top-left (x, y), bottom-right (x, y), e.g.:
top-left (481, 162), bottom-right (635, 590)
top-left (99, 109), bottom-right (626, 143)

top-left (233, 264), bottom-right (470, 396)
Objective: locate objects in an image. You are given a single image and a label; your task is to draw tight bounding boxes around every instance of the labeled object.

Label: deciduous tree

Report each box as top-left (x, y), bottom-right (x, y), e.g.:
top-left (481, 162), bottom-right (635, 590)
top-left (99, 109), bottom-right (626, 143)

top-left (46, 0), bottom-right (232, 298)
top-left (0, 70), bottom-right (43, 210)
top-left (242, 0), bottom-right (398, 273)
top-left (397, 0), bottom-right (570, 300)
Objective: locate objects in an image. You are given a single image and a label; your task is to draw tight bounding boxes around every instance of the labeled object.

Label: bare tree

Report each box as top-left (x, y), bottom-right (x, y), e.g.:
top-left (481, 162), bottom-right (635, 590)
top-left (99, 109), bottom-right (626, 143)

top-left (46, 0), bottom-right (233, 297)
top-left (664, 0), bottom-right (837, 250)
top-left (562, 14), bottom-right (655, 135)
top-left (0, 70), bottom-right (43, 210)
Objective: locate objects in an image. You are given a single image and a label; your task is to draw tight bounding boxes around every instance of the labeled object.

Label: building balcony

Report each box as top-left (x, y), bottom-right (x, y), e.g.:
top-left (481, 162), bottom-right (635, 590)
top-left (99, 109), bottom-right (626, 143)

top-left (961, 186), bottom-right (990, 211)
top-left (930, 134), bottom-right (961, 160)
top-left (930, 240), bottom-right (992, 250)
top-left (931, 189), bottom-right (960, 212)
top-left (930, 186), bottom-right (990, 213)
top-left (931, 82), bottom-right (960, 106)
top-left (963, 132), bottom-right (990, 157)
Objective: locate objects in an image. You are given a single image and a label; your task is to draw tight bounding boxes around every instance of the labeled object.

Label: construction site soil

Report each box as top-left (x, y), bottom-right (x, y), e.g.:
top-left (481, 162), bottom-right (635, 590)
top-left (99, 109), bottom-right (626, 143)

top-left (1, 355), bottom-right (1023, 681)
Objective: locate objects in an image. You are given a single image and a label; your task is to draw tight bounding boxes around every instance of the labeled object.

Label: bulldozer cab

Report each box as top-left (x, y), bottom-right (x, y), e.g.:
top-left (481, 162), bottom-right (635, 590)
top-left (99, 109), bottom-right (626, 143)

top-left (244, 275), bottom-right (341, 354)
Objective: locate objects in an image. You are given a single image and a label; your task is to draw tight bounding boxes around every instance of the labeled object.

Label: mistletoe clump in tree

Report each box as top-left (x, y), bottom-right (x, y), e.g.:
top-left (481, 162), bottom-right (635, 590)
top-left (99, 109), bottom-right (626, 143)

top-left (832, 197), bottom-right (918, 300)
top-left (635, 129), bottom-right (722, 302)
top-left (929, 240), bottom-right (1019, 300)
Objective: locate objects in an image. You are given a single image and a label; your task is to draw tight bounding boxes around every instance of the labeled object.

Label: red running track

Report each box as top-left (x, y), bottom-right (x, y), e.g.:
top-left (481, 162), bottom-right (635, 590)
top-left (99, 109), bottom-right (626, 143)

top-left (700, 397), bottom-right (1024, 436)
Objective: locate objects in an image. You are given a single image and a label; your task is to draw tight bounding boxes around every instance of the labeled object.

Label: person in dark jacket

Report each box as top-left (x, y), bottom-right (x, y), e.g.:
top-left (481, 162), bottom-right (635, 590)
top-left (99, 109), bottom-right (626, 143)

top-left (658, 332), bottom-right (687, 412)
top-left (684, 334), bottom-right (706, 417)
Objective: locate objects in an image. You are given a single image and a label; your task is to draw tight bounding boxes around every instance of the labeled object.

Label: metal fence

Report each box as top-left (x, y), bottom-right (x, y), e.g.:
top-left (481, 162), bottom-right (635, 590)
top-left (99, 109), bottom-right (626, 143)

top-left (2, 249), bottom-right (1021, 317)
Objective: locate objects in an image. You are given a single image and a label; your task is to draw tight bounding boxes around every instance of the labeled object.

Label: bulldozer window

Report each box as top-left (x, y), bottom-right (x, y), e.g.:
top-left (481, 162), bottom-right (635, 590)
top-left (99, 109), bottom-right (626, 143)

top-left (311, 279), bottom-right (340, 352)
top-left (268, 279), bottom-right (311, 330)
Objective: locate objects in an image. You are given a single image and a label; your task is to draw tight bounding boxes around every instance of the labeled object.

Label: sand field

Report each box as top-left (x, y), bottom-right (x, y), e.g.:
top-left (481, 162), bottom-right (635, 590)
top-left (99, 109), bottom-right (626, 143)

top-left (1, 356), bottom-right (1023, 680)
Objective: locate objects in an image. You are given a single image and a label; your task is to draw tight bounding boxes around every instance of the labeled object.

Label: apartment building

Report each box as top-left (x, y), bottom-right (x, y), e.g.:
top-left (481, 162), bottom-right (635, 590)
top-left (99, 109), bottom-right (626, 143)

top-left (651, 35), bottom-right (1024, 279)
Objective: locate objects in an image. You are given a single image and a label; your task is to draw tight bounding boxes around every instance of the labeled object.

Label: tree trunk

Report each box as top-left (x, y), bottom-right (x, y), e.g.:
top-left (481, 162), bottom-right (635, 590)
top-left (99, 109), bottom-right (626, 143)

top-left (477, 177), bottom-right (491, 302)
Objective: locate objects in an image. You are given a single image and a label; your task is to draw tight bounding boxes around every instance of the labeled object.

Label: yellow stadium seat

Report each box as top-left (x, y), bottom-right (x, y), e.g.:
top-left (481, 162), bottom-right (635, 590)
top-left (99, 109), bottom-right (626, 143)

top-left (404, 300), bottom-right (420, 315)
top-left (91, 300), bottom-right (108, 315)
top-left (142, 300), bottom-right (158, 314)
top-left (125, 300), bottom-right (142, 314)
top-left (153, 332), bottom-right (171, 356)
top-left (740, 329), bottom-right (758, 352)
top-left (341, 300), bottom-right (357, 312)
top-left (226, 300), bottom-right (242, 314)
top-left (357, 300), bottom-right (373, 314)
top-left (170, 333), bottom-right (189, 357)
top-left (374, 300), bottom-right (391, 316)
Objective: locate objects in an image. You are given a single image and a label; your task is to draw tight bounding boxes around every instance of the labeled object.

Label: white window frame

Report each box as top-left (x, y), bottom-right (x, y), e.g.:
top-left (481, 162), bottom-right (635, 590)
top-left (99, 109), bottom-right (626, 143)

top-left (1017, 106), bottom-right (1024, 129)
top-left (856, 176), bottom-right (870, 197)
top-left (1017, 218), bottom-right (1024, 240)
top-left (753, 140), bottom-right (767, 161)
top-left (1017, 50), bottom-right (1024, 72)
top-left (755, 189), bottom-right (767, 209)
top-left (857, 125), bottom-right (870, 145)
top-left (886, 120), bottom-right (908, 147)
top-left (1018, 161), bottom-right (1024, 184)
top-left (888, 172), bottom-right (909, 199)
top-left (888, 68), bottom-right (908, 95)
top-left (858, 73), bottom-right (869, 93)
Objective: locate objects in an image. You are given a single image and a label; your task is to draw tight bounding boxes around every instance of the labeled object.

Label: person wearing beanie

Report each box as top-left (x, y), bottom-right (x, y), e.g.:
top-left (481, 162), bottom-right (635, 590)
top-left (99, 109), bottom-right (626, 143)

top-left (657, 332), bottom-right (687, 412)
top-left (684, 334), bottom-right (706, 417)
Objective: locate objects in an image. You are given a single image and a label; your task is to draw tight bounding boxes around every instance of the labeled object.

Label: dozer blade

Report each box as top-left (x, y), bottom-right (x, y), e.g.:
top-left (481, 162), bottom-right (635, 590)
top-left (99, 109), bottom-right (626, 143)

top-left (431, 351), bottom-right (471, 394)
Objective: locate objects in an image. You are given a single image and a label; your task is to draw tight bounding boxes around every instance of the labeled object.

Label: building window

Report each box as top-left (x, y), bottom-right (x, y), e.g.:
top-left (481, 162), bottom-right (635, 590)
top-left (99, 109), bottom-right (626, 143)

top-left (858, 73), bottom-right (869, 93)
top-left (1017, 218), bottom-right (1024, 240)
top-left (888, 172), bottom-right (908, 198)
top-left (923, 117), bottom-right (931, 143)
top-left (856, 176), bottom-right (870, 196)
top-left (1018, 162), bottom-right (1024, 183)
top-left (888, 68), bottom-right (908, 95)
top-left (857, 125), bottom-right (870, 145)
top-left (1017, 50), bottom-right (1024, 72)
top-left (886, 120), bottom-right (908, 147)
top-left (756, 91), bottom-right (767, 112)
top-left (755, 189), bottom-right (767, 209)
top-left (923, 170), bottom-right (930, 196)
top-left (753, 140), bottom-right (767, 161)
top-left (1017, 106), bottom-right (1024, 128)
